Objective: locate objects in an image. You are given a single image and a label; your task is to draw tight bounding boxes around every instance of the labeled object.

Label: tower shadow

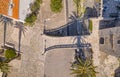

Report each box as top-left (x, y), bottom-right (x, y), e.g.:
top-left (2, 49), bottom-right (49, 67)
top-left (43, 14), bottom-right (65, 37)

top-left (0, 15), bottom-right (13, 48)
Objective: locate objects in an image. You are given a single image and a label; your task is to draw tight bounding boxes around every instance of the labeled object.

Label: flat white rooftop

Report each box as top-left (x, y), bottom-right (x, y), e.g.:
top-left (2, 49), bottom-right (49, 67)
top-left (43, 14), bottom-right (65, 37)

top-left (19, 0), bottom-right (34, 21)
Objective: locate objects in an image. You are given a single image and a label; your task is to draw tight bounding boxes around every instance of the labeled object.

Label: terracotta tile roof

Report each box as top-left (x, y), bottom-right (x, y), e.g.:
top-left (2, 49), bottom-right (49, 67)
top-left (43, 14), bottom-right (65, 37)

top-left (12, 0), bottom-right (19, 19)
top-left (0, 0), bottom-right (31, 21)
top-left (0, 0), bottom-right (19, 19)
top-left (0, 0), bottom-right (10, 15)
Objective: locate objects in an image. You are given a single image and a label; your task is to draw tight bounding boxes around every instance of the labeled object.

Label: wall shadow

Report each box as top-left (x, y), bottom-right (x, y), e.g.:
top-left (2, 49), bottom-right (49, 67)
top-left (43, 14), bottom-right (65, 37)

top-left (45, 43), bottom-right (91, 51)
top-left (99, 19), bottom-right (120, 30)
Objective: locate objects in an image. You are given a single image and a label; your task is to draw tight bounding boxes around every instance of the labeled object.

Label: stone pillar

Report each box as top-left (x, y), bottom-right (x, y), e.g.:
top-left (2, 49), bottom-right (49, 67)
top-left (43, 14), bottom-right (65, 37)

top-left (100, 0), bottom-right (103, 17)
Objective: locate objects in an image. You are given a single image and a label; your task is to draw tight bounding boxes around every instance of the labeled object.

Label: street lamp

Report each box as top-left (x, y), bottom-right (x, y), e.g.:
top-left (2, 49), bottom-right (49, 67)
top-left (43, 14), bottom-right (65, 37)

top-left (43, 18), bottom-right (50, 34)
top-left (43, 20), bottom-right (46, 34)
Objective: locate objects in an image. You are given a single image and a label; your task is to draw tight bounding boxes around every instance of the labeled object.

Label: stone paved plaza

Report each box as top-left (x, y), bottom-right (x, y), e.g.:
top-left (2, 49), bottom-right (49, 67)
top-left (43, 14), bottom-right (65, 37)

top-left (0, 0), bottom-right (120, 77)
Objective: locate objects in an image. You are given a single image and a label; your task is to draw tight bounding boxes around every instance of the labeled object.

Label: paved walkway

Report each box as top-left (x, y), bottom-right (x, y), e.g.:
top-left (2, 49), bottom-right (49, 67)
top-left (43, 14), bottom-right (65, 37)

top-left (15, 0), bottom-right (67, 76)
top-left (89, 18), bottom-right (101, 77)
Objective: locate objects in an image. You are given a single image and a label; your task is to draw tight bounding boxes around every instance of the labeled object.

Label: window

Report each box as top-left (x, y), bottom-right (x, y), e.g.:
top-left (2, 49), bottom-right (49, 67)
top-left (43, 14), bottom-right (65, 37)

top-left (99, 37), bottom-right (104, 44)
top-left (117, 40), bottom-right (120, 44)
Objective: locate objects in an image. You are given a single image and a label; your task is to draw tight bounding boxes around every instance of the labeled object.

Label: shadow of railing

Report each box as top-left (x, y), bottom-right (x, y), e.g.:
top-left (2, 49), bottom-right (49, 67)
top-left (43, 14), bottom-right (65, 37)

top-left (45, 21), bottom-right (74, 33)
top-left (45, 43), bottom-right (91, 51)
top-left (44, 12), bottom-right (90, 36)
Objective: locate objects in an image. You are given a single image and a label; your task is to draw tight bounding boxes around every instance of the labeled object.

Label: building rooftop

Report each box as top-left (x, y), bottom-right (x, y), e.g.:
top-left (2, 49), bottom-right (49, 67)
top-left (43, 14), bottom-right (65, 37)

top-left (0, 0), bottom-right (34, 22)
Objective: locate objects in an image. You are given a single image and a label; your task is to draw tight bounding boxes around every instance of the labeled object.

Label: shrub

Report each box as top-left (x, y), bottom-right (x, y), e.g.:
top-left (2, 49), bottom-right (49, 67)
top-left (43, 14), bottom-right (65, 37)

top-left (25, 0), bottom-right (42, 26)
top-left (30, 1), bottom-right (40, 12)
top-left (25, 13), bottom-right (37, 26)
top-left (36, 0), bottom-right (42, 4)
top-left (50, 0), bottom-right (63, 13)
top-left (71, 58), bottom-right (97, 77)
top-left (89, 20), bottom-right (93, 32)
top-left (4, 49), bottom-right (16, 59)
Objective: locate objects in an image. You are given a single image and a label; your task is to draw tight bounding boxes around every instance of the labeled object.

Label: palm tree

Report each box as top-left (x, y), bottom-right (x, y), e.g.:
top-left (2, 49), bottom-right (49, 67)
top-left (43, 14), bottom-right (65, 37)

top-left (73, 0), bottom-right (91, 35)
top-left (0, 15), bottom-right (13, 47)
top-left (15, 22), bottom-right (26, 55)
top-left (0, 57), bottom-right (10, 77)
top-left (73, 0), bottom-right (86, 18)
top-left (71, 58), bottom-right (97, 77)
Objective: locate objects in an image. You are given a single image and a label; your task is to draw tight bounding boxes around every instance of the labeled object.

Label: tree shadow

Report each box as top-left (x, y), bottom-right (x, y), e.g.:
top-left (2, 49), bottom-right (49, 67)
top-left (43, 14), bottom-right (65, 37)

top-left (0, 15), bottom-right (13, 47)
top-left (84, 7), bottom-right (98, 19)
top-left (99, 19), bottom-right (117, 30)
top-left (73, 36), bottom-right (92, 61)
top-left (15, 22), bottom-right (27, 54)
top-left (42, 36), bottom-right (92, 56)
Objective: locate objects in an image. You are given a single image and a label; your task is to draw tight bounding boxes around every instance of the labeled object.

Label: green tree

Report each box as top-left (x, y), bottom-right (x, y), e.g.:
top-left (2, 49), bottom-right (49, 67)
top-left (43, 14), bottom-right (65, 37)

top-left (36, 0), bottom-right (42, 3)
top-left (30, 1), bottom-right (40, 12)
top-left (0, 58), bottom-right (10, 77)
top-left (0, 15), bottom-right (13, 47)
top-left (5, 49), bottom-right (16, 60)
top-left (25, 13), bottom-right (37, 26)
top-left (71, 58), bottom-right (97, 77)
top-left (50, 0), bottom-right (63, 13)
